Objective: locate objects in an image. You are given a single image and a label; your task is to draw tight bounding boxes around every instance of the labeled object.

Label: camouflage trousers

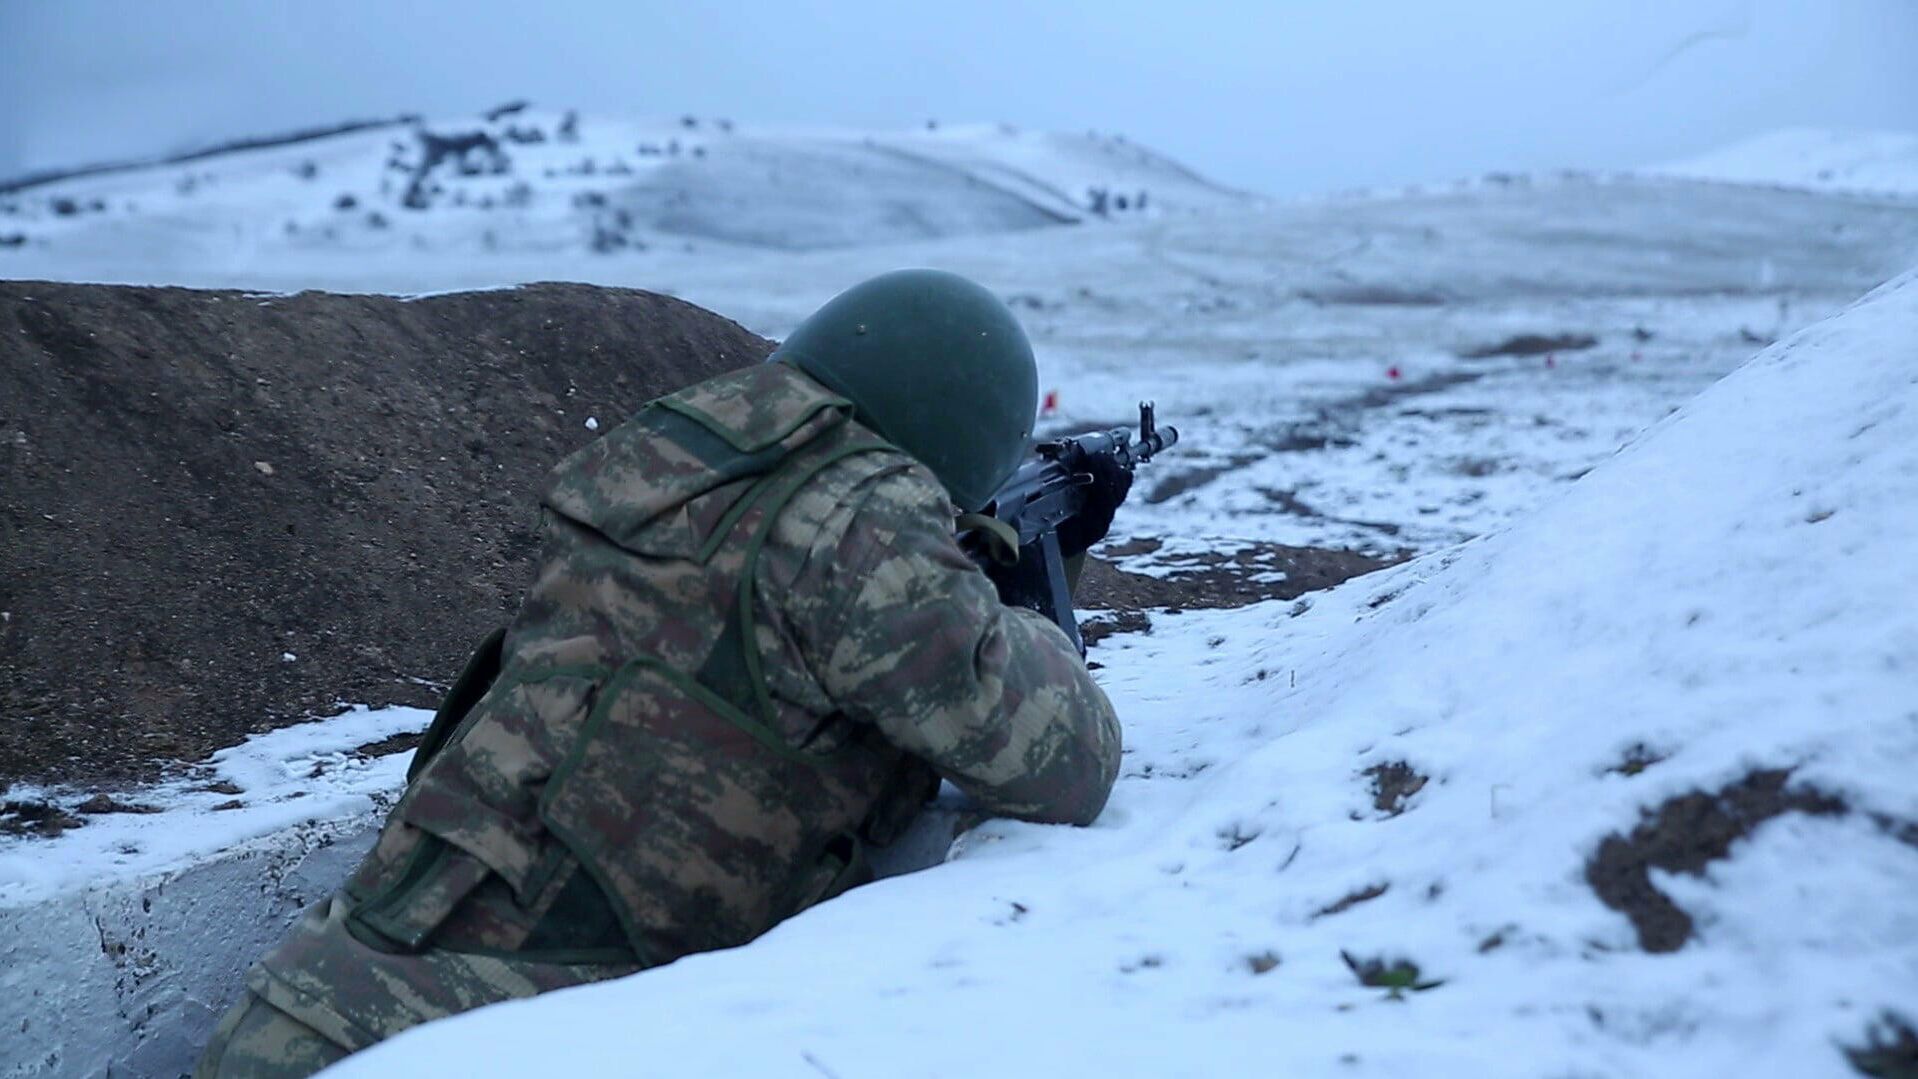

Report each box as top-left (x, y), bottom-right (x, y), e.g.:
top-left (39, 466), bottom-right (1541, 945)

top-left (194, 992), bottom-right (349, 1079)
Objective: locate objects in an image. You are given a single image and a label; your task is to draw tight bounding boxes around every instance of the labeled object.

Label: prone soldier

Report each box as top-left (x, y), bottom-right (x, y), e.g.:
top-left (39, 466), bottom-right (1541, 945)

top-left (197, 269), bottom-right (1141, 1077)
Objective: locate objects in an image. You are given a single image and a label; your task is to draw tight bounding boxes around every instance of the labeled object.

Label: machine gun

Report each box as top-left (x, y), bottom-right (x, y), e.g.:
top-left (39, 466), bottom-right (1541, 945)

top-left (957, 402), bottom-right (1179, 654)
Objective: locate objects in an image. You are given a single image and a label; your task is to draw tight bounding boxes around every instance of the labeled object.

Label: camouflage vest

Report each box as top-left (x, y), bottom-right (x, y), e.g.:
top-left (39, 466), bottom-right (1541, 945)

top-left (340, 363), bottom-right (939, 972)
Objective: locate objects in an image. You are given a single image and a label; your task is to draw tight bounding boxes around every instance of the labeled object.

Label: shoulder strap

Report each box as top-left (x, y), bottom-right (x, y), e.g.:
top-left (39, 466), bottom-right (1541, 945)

top-left (407, 625), bottom-right (506, 783)
top-left (733, 441), bottom-right (896, 729)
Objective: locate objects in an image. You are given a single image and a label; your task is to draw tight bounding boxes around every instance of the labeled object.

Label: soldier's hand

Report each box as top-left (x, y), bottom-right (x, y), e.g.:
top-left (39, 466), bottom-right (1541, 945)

top-left (1057, 454), bottom-right (1133, 558)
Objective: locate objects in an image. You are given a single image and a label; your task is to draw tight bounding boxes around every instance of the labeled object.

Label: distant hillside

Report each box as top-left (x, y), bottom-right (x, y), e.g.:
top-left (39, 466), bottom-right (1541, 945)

top-left (0, 107), bottom-right (1249, 262)
top-left (1652, 128), bottom-right (1918, 198)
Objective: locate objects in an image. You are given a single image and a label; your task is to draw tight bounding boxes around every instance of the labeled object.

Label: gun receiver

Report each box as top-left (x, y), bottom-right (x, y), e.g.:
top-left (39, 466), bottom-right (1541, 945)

top-left (958, 401), bottom-right (1180, 654)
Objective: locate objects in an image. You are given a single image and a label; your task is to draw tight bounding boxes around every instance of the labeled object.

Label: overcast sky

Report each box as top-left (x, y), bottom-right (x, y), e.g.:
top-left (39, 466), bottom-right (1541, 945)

top-left (2, 0), bottom-right (1914, 195)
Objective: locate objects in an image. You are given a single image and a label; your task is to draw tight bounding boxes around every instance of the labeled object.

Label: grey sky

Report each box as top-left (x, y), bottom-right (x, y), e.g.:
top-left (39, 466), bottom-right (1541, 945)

top-left (2, 0), bottom-right (1914, 195)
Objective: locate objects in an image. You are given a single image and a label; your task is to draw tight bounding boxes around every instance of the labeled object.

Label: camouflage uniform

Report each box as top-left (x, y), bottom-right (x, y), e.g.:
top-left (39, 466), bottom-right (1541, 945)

top-left (197, 361), bottom-right (1120, 1077)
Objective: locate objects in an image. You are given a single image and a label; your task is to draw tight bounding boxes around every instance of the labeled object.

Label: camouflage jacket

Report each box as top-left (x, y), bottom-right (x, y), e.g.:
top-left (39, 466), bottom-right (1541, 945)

top-left (246, 361), bottom-right (1121, 1052)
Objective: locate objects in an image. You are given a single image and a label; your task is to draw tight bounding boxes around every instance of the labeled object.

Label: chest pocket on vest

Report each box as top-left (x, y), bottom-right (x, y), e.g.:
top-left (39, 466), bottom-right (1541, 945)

top-left (396, 665), bottom-right (607, 909)
top-left (537, 655), bottom-right (887, 961)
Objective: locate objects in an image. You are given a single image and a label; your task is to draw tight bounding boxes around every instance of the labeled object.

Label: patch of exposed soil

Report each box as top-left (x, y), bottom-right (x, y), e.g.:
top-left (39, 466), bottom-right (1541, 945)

top-left (1079, 537), bottom-right (1397, 615)
top-left (1079, 609), bottom-right (1152, 648)
top-left (1460, 332), bottom-right (1598, 359)
top-left (1314, 882), bottom-right (1389, 919)
top-left (353, 731), bottom-right (425, 759)
top-left (1364, 761), bottom-right (1429, 817)
top-left (73, 793), bottom-right (160, 815)
top-left (1244, 951), bottom-right (1282, 975)
top-left (1605, 743), bottom-right (1668, 777)
top-left (1844, 1012), bottom-right (1918, 1078)
top-left (1585, 768), bottom-right (1847, 953)
top-left (1, 280), bottom-right (767, 787)
top-left (0, 799), bottom-right (84, 838)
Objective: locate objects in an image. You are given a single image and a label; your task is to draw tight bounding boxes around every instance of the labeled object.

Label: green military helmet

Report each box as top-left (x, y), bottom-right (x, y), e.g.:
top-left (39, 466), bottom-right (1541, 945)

top-left (772, 269), bottom-right (1037, 512)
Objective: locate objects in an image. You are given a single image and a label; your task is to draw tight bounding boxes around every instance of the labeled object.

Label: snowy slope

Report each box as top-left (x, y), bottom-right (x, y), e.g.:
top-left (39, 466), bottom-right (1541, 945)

top-left (1653, 128), bottom-right (1918, 198)
top-left (327, 272), bottom-right (1918, 1077)
top-left (0, 109), bottom-right (1246, 267)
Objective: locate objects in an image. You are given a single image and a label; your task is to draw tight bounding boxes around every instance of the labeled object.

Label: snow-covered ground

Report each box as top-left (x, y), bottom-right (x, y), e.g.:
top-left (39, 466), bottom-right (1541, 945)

top-left (1653, 128), bottom-right (1918, 198)
top-left (331, 267), bottom-right (1918, 1079)
top-left (3, 120), bottom-right (1918, 1077)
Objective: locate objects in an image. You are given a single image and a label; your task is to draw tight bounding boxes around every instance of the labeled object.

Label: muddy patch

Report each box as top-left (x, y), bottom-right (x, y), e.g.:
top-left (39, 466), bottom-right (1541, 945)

top-left (1363, 761), bottom-right (1429, 817)
top-left (353, 731), bottom-right (425, 759)
top-left (1460, 332), bottom-right (1598, 359)
top-left (1585, 768), bottom-right (1847, 953)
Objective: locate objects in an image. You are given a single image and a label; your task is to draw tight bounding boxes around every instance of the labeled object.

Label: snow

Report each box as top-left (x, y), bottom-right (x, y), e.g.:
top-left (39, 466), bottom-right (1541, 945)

top-left (321, 274), bottom-right (1918, 1075)
top-left (0, 706), bottom-right (429, 906)
top-left (4, 117), bottom-right (1918, 1076)
top-left (1653, 128), bottom-right (1918, 198)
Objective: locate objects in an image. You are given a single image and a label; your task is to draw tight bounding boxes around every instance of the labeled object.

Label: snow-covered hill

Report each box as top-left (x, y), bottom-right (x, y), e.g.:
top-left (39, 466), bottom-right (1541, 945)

top-left (0, 107), bottom-right (1248, 265)
top-left (329, 271), bottom-right (1918, 1079)
top-left (1653, 128), bottom-right (1918, 198)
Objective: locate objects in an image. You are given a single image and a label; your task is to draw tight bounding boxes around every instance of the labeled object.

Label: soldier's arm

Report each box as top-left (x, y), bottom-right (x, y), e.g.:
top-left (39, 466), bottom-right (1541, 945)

top-left (793, 469), bottom-right (1121, 826)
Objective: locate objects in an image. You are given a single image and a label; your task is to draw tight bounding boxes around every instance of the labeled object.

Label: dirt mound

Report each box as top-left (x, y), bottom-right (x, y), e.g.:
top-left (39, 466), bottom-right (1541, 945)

top-left (1, 281), bottom-right (769, 786)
